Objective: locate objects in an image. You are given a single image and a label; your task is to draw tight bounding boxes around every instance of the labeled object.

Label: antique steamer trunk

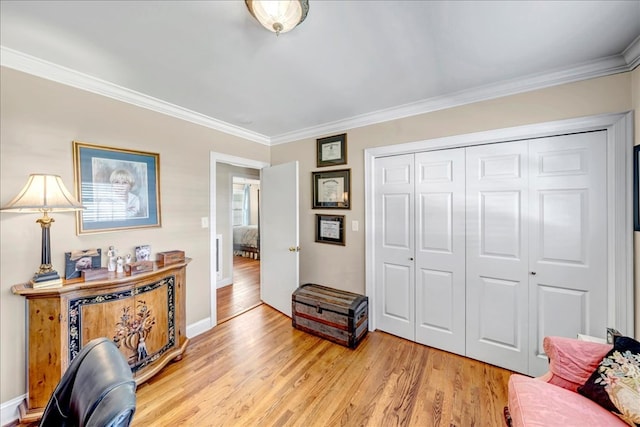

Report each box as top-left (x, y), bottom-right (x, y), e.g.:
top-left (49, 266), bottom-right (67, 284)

top-left (292, 283), bottom-right (368, 349)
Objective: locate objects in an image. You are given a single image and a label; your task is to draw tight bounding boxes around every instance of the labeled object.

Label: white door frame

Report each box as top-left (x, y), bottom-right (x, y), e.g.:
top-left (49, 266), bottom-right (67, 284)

top-left (365, 112), bottom-right (635, 335)
top-left (209, 152), bottom-right (269, 329)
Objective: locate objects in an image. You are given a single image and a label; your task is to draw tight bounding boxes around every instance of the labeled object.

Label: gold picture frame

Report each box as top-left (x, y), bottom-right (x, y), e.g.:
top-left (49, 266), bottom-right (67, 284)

top-left (73, 141), bottom-right (161, 234)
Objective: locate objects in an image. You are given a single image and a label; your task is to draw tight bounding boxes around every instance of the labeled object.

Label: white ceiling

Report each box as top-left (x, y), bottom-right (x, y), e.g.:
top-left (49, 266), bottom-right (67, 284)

top-left (1, 1), bottom-right (639, 145)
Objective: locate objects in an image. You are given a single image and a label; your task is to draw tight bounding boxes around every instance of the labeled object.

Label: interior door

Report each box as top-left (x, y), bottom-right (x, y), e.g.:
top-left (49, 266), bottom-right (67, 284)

top-left (527, 131), bottom-right (608, 376)
top-left (414, 148), bottom-right (466, 355)
top-left (465, 141), bottom-right (530, 373)
top-left (374, 154), bottom-right (415, 340)
top-left (260, 161), bottom-right (299, 317)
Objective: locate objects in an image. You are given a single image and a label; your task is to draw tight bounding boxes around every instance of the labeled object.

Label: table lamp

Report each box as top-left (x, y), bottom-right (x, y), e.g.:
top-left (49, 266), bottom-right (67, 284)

top-left (1, 174), bottom-right (84, 287)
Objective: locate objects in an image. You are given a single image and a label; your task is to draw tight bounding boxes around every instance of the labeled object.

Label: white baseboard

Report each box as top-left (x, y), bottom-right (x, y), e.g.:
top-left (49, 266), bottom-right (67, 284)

top-left (1, 394), bottom-right (25, 426)
top-left (2, 317), bottom-right (215, 425)
top-left (216, 277), bottom-right (232, 289)
top-left (186, 317), bottom-right (212, 339)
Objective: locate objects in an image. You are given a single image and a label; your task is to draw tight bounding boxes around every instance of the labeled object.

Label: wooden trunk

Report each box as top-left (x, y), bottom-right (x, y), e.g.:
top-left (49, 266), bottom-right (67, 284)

top-left (292, 283), bottom-right (368, 349)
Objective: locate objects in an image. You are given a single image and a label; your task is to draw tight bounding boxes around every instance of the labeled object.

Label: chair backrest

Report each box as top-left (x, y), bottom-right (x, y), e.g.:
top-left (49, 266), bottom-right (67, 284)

top-left (40, 337), bottom-right (136, 427)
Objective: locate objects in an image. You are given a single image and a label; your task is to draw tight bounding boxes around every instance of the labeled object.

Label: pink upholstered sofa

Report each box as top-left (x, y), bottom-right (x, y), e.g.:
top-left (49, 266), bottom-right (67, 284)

top-left (506, 336), bottom-right (628, 426)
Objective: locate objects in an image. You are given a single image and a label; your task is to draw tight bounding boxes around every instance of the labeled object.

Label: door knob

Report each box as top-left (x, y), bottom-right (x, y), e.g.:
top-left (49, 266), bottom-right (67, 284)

top-left (409, 257), bottom-right (414, 261)
top-left (530, 272), bottom-right (537, 275)
top-left (289, 246), bottom-right (300, 252)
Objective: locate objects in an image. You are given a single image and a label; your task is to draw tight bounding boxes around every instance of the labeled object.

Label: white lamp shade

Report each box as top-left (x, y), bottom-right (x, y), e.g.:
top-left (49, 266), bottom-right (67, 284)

top-left (246, 0), bottom-right (309, 34)
top-left (1, 174), bottom-right (84, 212)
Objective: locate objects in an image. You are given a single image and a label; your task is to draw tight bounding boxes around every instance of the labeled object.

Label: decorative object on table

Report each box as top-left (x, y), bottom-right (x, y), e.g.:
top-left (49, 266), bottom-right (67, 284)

top-left (73, 141), bottom-right (161, 235)
top-left (245, 0), bottom-right (309, 36)
top-left (135, 244), bottom-right (151, 261)
top-left (64, 248), bottom-right (102, 280)
top-left (107, 246), bottom-right (117, 272)
top-left (125, 253), bottom-right (132, 264)
top-left (156, 250), bottom-right (185, 266)
top-left (125, 260), bottom-right (154, 276)
top-left (315, 214), bottom-right (345, 246)
top-left (316, 133), bottom-right (347, 167)
top-left (312, 169), bottom-right (351, 209)
top-left (81, 267), bottom-right (109, 281)
top-left (292, 283), bottom-right (368, 349)
top-left (0, 174), bottom-right (84, 288)
top-left (116, 256), bottom-right (124, 273)
top-left (634, 144), bottom-right (639, 231)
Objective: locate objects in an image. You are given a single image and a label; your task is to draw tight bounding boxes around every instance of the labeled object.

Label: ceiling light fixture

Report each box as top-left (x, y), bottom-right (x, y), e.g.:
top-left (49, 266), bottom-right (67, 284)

top-left (245, 0), bottom-right (309, 36)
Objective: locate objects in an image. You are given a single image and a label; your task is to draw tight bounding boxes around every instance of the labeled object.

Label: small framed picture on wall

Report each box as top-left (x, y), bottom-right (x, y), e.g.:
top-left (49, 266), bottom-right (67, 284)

top-left (315, 214), bottom-right (345, 246)
top-left (312, 169), bottom-right (351, 209)
top-left (316, 133), bottom-right (347, 167)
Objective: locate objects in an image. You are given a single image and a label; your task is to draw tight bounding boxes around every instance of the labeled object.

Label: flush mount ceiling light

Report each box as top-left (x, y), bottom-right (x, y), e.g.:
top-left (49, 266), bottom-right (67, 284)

top-left (245, 0), bottom-right (309, 36)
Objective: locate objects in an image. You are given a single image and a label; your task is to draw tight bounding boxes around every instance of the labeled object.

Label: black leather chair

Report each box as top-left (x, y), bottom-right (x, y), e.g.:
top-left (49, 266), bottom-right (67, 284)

top-left (39, 337), bottom-right (137, 427)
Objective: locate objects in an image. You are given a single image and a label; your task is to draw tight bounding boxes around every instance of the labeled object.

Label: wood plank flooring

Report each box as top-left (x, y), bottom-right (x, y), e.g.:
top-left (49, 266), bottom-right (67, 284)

top-left (217, 256), bottom-right (261, 323)
top-left (15, 259), bottom-right (515, 427)
top-left (129, 304), bottom-right (513, 427)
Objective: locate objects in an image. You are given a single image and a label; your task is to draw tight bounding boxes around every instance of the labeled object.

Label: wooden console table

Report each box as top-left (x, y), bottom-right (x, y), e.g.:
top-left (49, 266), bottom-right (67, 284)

top-left (12, 258), bottom-right (191, 423)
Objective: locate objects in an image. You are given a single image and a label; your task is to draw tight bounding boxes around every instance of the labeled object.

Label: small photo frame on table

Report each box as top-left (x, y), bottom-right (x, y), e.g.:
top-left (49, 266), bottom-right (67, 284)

top-left (312, 169), bottom-right (350, 209)
top-left (135, 244), bottom-right (152, 261)
top-left (317, 133), bottom-right (347, 167)
top-left (634, 145), bottom-right (640, 231)
top-left (315, 214), bottom-right (345, 246)
top-left (64, 248), bottom-right (102, 280)
top-left (73, 141), bottom-right (161, 235)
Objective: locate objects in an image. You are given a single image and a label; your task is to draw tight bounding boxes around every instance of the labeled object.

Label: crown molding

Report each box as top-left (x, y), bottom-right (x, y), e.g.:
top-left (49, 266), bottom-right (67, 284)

top-left (2, 42), bottom-right (638, 147)
top-left (270, 51), bottom-right (638, 145)
top-left (0, 46), bottom-right (271, 146)
top-left (623, 34), bottom-right (640, 70)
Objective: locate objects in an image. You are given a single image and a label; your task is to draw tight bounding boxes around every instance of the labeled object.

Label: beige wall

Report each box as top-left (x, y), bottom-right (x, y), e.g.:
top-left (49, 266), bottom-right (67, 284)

top-left (271, 71), bottom-right (638, 331)
top-left (0, 67), bottom-right (269, 402)
top-left (1, 65), bottom-right (637, 406)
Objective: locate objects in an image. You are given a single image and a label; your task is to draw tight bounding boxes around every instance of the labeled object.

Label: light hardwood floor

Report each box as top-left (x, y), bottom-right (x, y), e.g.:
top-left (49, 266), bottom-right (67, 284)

top-left (217, 256), bottom-right (261, 323)
top-left (130, 304), bottom-right (513, 426)
top-left (17, 260), bottom-right (515, 427)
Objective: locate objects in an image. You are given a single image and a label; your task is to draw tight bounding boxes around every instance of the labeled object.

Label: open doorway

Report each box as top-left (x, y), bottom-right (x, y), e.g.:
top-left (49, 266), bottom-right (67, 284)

top-left (215, 166), bottom-right (262, 323)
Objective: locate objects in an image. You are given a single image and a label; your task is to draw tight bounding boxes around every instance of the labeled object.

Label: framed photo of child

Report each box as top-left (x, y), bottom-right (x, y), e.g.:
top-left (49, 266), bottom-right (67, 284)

top-left (73, 141), bottom-right (161, 234)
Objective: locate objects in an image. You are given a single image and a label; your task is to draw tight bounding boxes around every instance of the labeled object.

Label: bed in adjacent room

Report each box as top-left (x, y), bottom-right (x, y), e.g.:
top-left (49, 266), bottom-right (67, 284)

top-left (233, 224), bottom-right (260, 259)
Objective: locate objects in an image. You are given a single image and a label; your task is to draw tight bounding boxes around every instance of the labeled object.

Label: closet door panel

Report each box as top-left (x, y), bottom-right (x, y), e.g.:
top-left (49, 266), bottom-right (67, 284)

top-left (466, 141), bottom-right (529, 373)
top-left (415, 149), bottom-right (465, 355)
top-left (375, 154), bottom-right (415, 340)
top-left (528, 131), bottom-right (608, 376)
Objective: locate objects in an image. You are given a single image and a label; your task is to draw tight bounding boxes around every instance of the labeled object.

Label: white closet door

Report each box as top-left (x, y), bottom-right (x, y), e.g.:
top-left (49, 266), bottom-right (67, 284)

top-left (527, 131), bottom-right (608, 376)
top-left (414, 149), bottom-right (466, 355)
top-left (466, 141), bottom-right (530, 373)
top-left (374, 154), bottom-right (415, 340)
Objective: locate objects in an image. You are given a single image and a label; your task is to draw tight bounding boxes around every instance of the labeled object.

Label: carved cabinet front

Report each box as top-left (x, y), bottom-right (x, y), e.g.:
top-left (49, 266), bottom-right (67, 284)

top-left (12, 259), bottom-right (190, 423)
